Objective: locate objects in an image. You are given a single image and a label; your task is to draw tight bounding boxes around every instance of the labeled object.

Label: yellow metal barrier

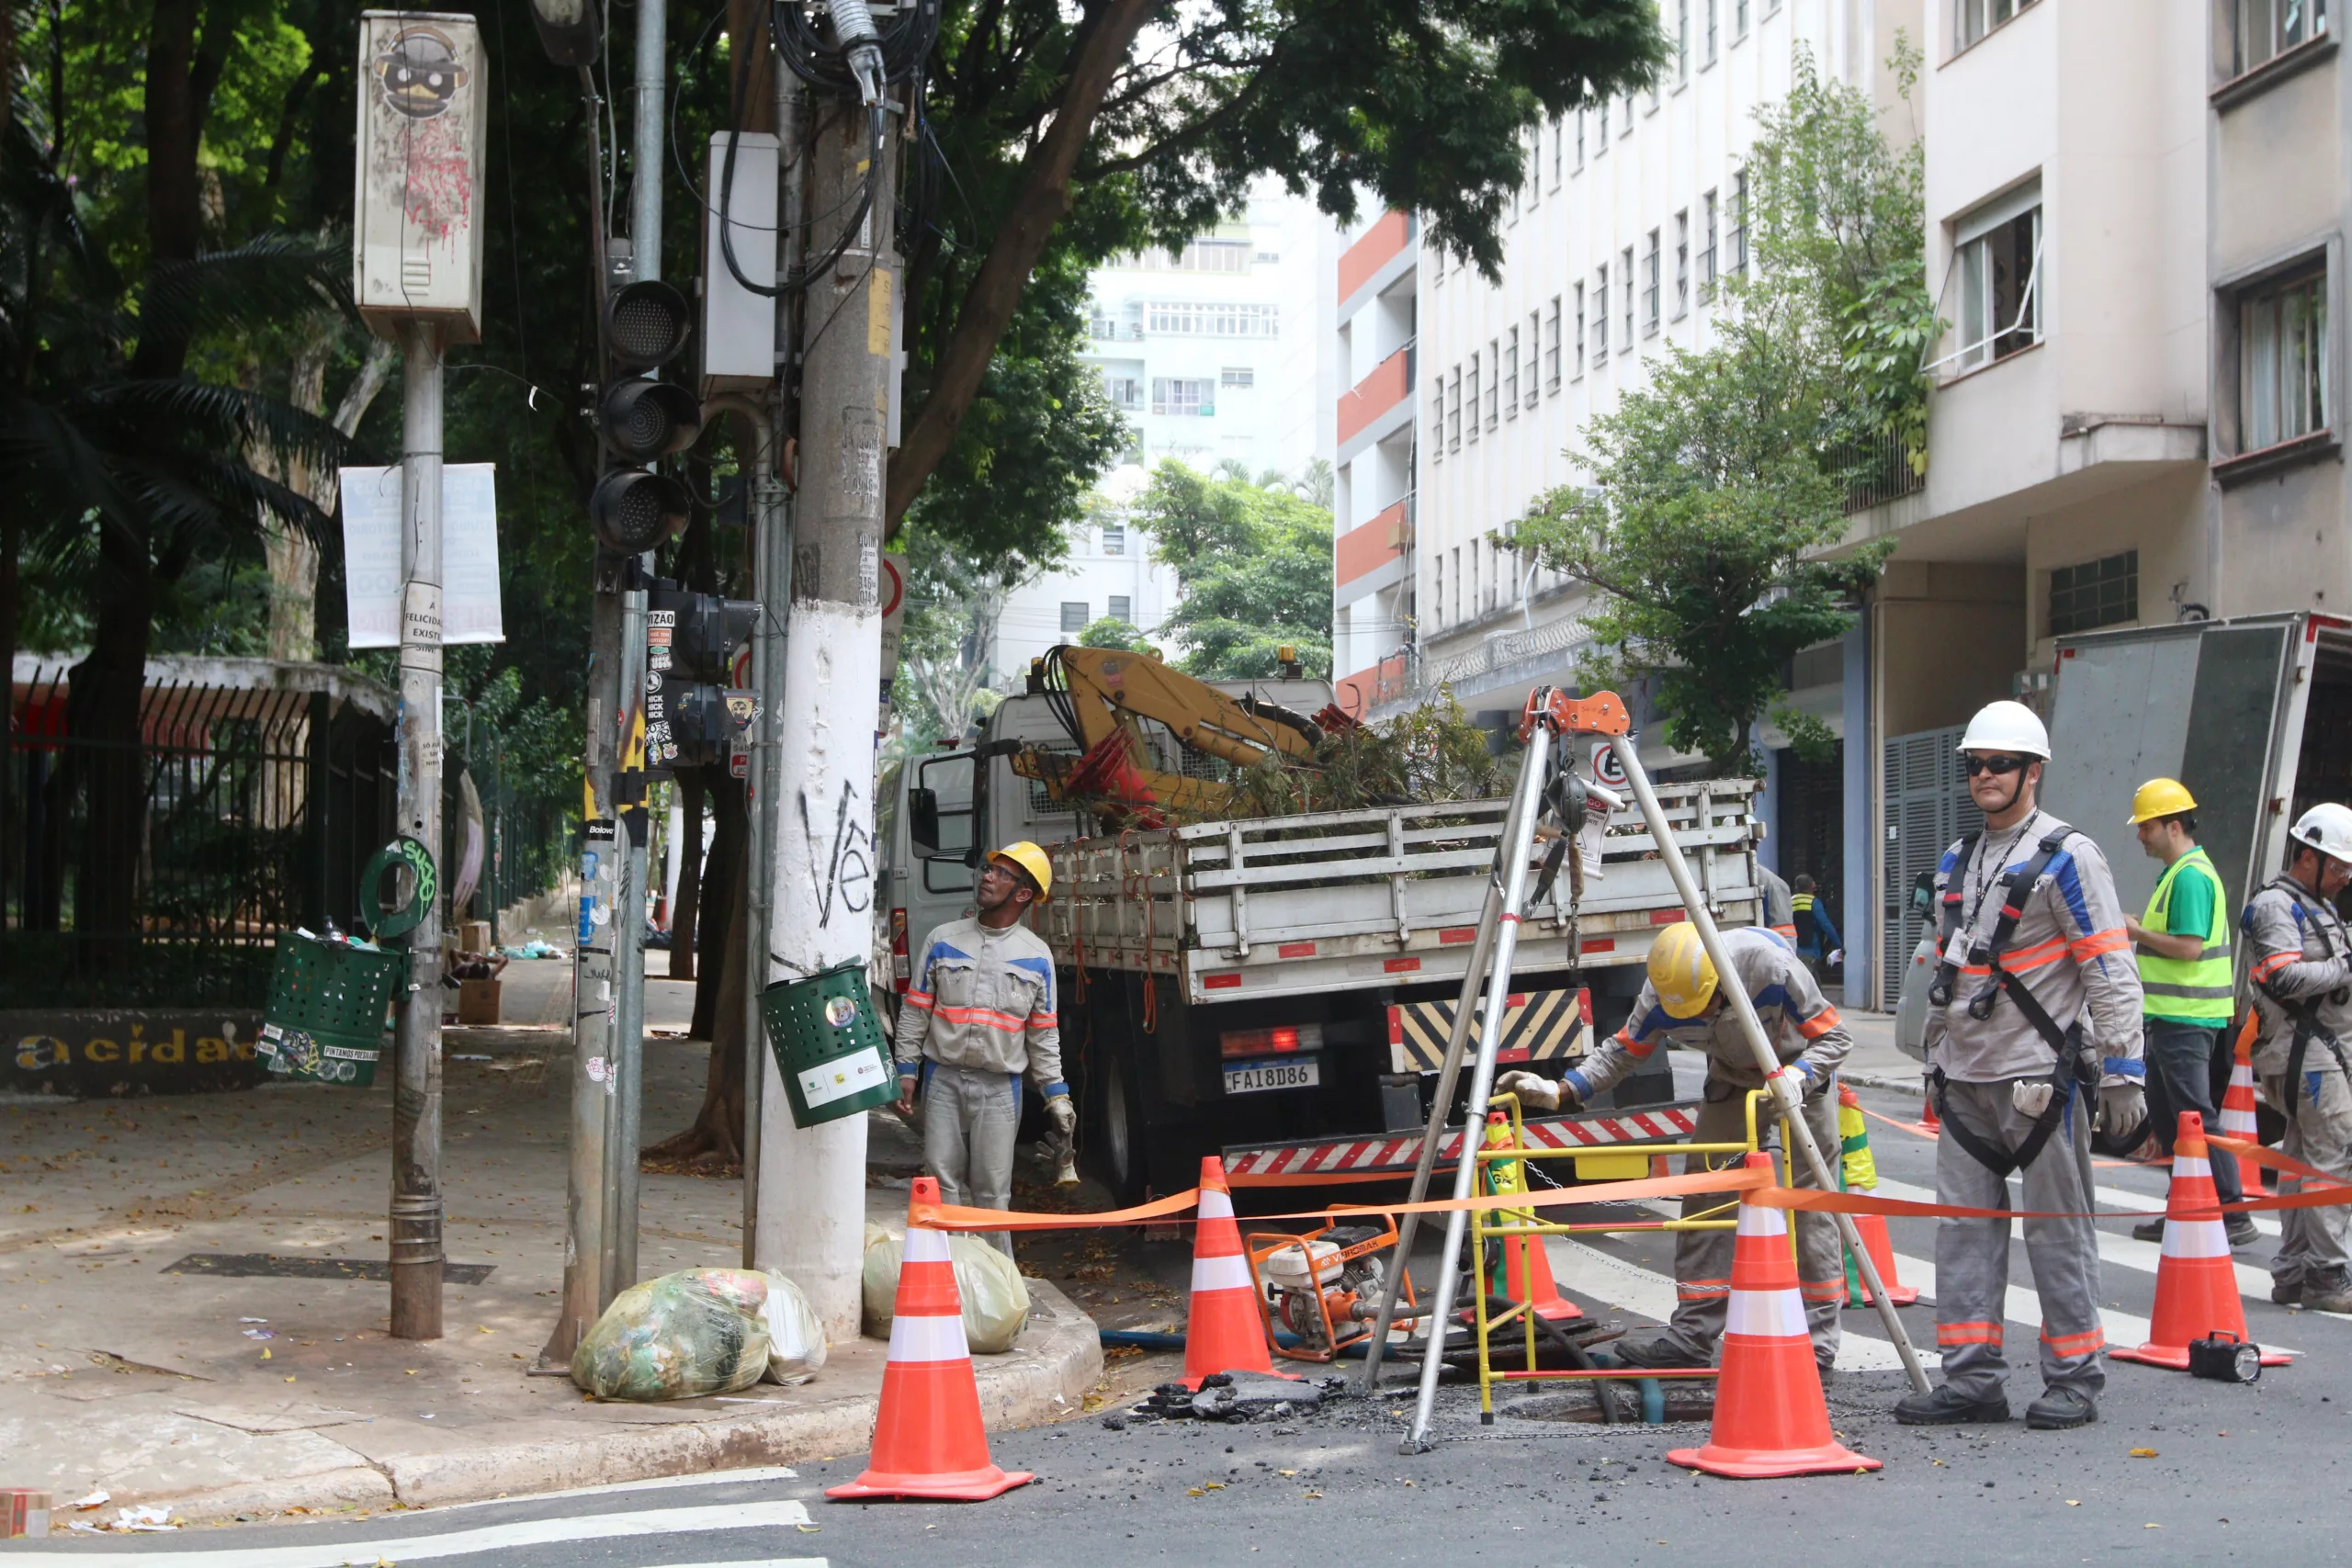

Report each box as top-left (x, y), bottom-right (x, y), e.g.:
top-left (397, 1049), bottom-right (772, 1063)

top-left (1467, 1090), bottom-right (1799, 1423)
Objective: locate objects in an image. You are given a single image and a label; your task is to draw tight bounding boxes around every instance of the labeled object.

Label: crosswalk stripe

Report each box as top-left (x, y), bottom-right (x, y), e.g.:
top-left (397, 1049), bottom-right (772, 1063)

top-left (1873, 1178), bottom-right (2279, 1299)
top-left (18, 1502), bottom-right (818, 1568)
top-left (2092, 1181), bottom-right (2280, 1236)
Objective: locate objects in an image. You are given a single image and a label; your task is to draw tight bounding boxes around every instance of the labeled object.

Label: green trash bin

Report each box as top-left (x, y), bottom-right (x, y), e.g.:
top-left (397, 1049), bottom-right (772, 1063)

top-left (258, 931), bottom-right (403, 1088)
top-left (761, 961), bottom-right (895, 1128)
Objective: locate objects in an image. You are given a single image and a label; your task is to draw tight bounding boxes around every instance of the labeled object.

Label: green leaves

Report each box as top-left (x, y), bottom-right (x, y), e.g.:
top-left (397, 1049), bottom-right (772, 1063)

top-left (1134, 461), bottom-right (1333, 680)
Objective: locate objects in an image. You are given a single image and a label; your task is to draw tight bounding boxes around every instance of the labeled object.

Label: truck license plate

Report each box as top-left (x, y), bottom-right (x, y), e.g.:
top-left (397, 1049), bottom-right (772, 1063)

top-left (1224, 1056), bottom-right (1319, 1096)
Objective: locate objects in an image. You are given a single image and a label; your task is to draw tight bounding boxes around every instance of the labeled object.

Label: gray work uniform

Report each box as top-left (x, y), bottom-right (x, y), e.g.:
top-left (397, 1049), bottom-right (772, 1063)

top-left (891, 916), bottom-right (1068, 1254)
top-left (1920, 809), bottom-right (2141, 1403)
top-left (1567, 928), bottom-right (1851, 1366)
top-left (2244, 875), bottom-right (2352, 1292)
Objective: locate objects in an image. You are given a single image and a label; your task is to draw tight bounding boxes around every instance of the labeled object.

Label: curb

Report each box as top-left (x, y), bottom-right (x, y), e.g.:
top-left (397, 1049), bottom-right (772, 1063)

top-left (156, 1281), bottom-right (1103, 1524)
top-left (1843, 1070), bottom-right (1925, 1095)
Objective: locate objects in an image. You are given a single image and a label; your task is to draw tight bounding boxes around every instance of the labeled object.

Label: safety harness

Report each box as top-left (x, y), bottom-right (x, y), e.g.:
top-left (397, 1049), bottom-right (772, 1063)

top-left (1925, 824), bottom-right (2098, 1177)
top-left (2245, 879), bottom-right (2352, 1115)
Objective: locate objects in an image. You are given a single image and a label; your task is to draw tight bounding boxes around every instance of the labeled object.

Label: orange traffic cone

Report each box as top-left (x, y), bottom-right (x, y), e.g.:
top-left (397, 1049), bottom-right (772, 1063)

top-left (1668, 1154), bottom-right (1881, 1480)
top-left (826, 1179), bottom-right (1034, 1503)
top-left (1483, 1112), bottom-right (1582, 1321)
top-left (2221, 1016), bottom-right (2260, 1143)
top-left (2110, 1112), bottom-right (2290, 1372)
top-left (1920, 1092), bottom-right (1940, 1133)
top-left (1850, 1213), bottom-right (1920, 1307)
top-left (1183, 1156), bottom-right (1297, 1390)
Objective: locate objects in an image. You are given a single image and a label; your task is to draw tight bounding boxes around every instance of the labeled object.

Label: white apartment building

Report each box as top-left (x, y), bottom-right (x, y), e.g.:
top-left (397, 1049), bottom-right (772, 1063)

top-left (999, 183), bottom-right (1339, 682)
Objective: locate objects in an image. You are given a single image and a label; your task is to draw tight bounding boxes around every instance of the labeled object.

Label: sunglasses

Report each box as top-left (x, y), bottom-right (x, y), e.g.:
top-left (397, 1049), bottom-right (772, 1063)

top-left (1963, 754), bottom-right (2031, 777)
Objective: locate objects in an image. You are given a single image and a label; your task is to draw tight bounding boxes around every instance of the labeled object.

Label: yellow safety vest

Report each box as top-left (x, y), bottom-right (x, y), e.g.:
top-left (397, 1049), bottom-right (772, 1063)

top-left (2139, 846), bottom-right (2233, 1024)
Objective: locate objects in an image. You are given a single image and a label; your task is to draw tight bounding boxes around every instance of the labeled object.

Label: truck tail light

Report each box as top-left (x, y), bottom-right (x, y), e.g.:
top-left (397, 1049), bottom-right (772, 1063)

top-left (1219, 1022), bottom-right (1325, 1059)
top-left (890, 907), bottom-right (910, 992)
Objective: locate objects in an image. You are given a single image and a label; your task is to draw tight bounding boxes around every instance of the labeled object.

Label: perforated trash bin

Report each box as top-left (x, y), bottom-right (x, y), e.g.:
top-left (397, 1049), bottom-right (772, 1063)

top-left (761, 961), bottom-right (894, 1128)
top-left (257, 931), bottom-right (402, 1087)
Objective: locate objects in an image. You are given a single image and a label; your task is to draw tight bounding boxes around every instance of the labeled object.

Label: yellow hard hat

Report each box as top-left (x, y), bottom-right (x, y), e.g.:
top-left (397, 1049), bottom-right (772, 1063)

top-left (2128, 778), bottom-right (2198, 825)
top-left (989, 840), bottom-right (1054, 898)
top-left (1648, 922), bottom-right (1718, 1020)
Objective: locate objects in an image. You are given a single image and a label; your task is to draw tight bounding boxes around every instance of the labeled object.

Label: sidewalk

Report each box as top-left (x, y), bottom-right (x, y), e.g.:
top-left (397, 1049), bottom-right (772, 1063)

top-left (1838, 1008), bottom-right (1925, 1094)
top-left (0, 953), bottom-right (1101, 1527)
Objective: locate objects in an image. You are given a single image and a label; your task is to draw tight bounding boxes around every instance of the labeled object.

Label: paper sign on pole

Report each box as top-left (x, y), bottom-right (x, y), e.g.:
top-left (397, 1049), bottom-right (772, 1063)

top-left (339, 463), bottom-right (505, 648)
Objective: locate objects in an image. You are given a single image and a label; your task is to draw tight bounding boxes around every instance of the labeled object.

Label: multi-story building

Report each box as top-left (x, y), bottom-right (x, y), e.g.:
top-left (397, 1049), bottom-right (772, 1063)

top-left (1332, 211), bottom-right (1422, 714)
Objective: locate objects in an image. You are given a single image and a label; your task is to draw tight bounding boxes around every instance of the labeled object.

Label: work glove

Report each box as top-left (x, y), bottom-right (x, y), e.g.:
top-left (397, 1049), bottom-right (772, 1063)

top-left (1044, 1094), bottom-right (1078, 1137)
top-left (2098, 1082), bottom-right (2146, 1138)
top-left (1766, 1064), bottom-right (1810, 1121)
top-left (2011, 1079), bottom-right (2055, 1118)
top-left (1495, 1069), bottom-right (1564, 1113)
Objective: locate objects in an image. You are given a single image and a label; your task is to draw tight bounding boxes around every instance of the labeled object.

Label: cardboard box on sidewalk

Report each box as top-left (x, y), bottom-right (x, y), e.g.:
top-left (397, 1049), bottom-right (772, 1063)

top-left (459, 919), bottom-right (492, 953)
top-left (3, 1489), bottom-right (50, 1540)
top-left (458, 978), bottom-right (503, 1025)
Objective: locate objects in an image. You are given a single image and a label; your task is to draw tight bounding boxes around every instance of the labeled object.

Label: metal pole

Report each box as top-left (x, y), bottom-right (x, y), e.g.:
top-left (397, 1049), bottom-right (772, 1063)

top-left (1352, 793), bottom-right (1521, 1394)
top-left (390, 318), bottom-right (447, 1341)
top-left (600, 586), bottom-right (651, 1303)
top-left (753, 75), bottom-right (897, 1337)
top-left (1605, 736), bottom-right (1930, 1394)
top-left (1403, 732), bottom-right (1555, 1450)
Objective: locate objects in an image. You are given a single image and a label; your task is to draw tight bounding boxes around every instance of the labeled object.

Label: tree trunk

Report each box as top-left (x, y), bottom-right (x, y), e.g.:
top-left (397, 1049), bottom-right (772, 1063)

top-left (68, 525), bottom-right (156, 973)
top-left (668, 766), bottom-right (707, 980)
top-left (688, 775), bottom-right (746, 1040)
top-left (641, 853), bottom-right (749, 1169)
top-left (249, 329), bottom-right (395, 662)
top-left (883, 0), bottom-right (1155, 530)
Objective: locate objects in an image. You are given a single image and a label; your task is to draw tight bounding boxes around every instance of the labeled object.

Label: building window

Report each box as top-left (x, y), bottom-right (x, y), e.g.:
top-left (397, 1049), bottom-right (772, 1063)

top-left (1590, 105), bottom-right (1602, 157)
top-left (1575, 284), bottom-right (1589, 375)
top-left (1102, 524), bottom-right (1125, 556)
top-left (1465, 355), bottom-right (1480, 444)
top-left (1956, 0), bottom-right (2039, 51)
top-left (1145, 301), bottom-right (1280, 336)
top-left (1736, 0), bottom-right (1748, 38)
top-left (1622, 96), bottom-right (1634, 137)
top-left (1430, 378), bottom-right (1445, 461)
top-left (1452, 547), bottom-right (1463, 623)
top-left (1107, 594), bottom-right (1131, 624)
top-left (1701, 190), bottom-right (1719, 299)
top-left (2049, 551), bottom-right (2138, 637)
top-left (1730, 172), bottom-right (1749, 274)
top-left (1486, 338), bottom-right (1500, 427)
top-left (2240, 265), bottom-right (2330, 451)
top-left (1447, 370), bottom-right (1462, 450)
top-left (1643, 231), bottom-right (1661, 335)
top-left (1526, 127), bottom-right (1541, 209)
top-left (1944, 189), bottom-right (2042, 373)
top-left (1673, 210), bottom-right (1690, 319)
top-left (1151, 377), bottom-right (1216, 415)
top-left (1552, 119), bottom-right (1563, 187)
top-left (1158, 238), bottom-right (1250, 272)
top-left (1705, 0), bottom-right (1719, 62)
top-left (1504, 328), bottom-right (1521, 418)
top-left (1593, 268), bottom-right (1609, 364)
top-left (1622, 246), bottom-right (1635, 348)
top-left (1677, 0), bottom-right (1691, 79)
top-left (2230, 0), bottom-right (2327, 76)
top-left (1061, 601), bottom-right (1091, 635)
top-left (1528, 310), bottom-right (1544, 403)
top-left (1434, 553), bottom-right (1445, 627)
top-left (1106, 376), bottom-right (1141, 410)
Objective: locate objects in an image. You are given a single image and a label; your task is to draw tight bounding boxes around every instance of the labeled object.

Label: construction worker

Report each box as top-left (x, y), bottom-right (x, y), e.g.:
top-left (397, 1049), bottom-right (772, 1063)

top-left (1792, 874), bottom-right (1843, 979)
top-left (1895, 700), bottom-right (2143, 1433)
top-left (2122, 779), bottom-right (2254, 1247)
top-left (1498, 921), bottom-right (1851, 1373)
top-left (1754, 822), bottom-right (1797, 941)
top-left (891, 841), bottom-right (1076, 1255)
top-left (2242, 803), bottom-right (2352, 1311)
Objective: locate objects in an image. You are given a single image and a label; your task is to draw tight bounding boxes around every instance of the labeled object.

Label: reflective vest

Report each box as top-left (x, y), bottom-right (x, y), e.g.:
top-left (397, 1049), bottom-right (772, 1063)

top-left (2139, 846), bottom-right (2233, 1024)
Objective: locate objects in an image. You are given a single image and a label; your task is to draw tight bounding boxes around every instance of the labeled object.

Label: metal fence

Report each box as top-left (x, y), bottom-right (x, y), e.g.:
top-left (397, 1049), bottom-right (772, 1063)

top-left (4, 664), bottom-right (398, 1007)
top-left (1836, 429), bottom-right (1926, 514)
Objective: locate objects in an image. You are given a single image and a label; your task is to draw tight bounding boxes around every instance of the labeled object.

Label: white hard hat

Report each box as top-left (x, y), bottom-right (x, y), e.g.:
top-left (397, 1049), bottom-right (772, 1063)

top-left (1956, 700), bottom-right (2051, 761)
top-left (2290, 803), bottom-right (2352, 863)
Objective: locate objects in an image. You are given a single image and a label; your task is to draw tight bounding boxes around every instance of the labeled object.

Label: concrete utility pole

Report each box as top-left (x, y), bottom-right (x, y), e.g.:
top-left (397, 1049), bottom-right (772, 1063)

top-left (755, 80), bottom-right (899, 1337)
top-left (390, 317), bottom-right (447, 1341)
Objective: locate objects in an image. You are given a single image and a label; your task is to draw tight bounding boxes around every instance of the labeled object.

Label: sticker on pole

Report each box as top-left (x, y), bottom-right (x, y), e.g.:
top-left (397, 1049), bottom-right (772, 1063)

top-left (797, 1046), bottom-right (888, 1111)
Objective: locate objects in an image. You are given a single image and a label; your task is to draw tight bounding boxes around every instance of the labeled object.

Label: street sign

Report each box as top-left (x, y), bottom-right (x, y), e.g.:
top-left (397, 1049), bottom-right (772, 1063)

top-left (340, 463), bottom-right (504, 648)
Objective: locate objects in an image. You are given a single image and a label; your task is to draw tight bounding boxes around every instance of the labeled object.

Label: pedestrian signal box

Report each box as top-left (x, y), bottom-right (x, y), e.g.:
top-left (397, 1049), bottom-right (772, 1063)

top-left (644, 580), bottom-right (756, 773)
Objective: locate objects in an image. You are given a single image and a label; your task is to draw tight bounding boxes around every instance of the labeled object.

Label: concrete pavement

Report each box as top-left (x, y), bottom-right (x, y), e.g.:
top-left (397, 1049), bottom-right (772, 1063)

top-left (0, 949), bottom-right (1102, 1529)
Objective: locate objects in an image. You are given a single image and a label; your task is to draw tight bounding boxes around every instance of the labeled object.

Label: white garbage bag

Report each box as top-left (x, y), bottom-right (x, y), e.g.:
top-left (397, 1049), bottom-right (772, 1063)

top-left (760, 1269), bottom-right (828, 1385)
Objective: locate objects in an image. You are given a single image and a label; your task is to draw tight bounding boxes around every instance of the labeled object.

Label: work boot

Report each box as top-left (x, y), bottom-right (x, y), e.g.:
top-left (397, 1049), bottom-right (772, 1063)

top-left (1610, 1336), bottom-right (1711, 1371)
top-left (2304, 1270), bottom-right (2352, 1314)
top-left (2271, 1276), bottom-right (2304, 1306)
top-left (2225, 1214), bottom-right (2261, 1249)
top-left (1894, 1384), bottom-right (2010, 1426)
top-left (2132, 1218), bottom-right (2164, 1244)
top-left (2024, 1386), bottom-right (2098, 1430)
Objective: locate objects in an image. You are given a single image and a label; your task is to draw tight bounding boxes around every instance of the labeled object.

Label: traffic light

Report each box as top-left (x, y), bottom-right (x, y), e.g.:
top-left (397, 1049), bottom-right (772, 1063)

top-left (643, 579), bottom-right (757, 773)
top-left (590, 280), bottom-right (701, 555)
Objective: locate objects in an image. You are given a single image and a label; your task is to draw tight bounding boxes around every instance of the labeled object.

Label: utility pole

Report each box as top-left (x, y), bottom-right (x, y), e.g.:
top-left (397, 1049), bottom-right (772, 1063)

top-left (754, 35), bottom-right (898, 1337)
top-left (390, 317), bottom-right (447, 1342)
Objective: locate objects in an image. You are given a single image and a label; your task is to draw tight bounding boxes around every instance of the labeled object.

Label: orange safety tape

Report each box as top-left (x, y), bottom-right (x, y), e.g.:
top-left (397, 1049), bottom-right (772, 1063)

top-left (1755, 1168), bottom-right (2352, 1223)
top-left (905, 1165), bottom-right (1773, 1234)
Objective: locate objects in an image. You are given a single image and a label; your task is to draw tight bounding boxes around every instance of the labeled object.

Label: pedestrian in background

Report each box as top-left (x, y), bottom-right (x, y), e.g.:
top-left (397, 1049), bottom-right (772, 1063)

top-left (2121, 779), bottom-right (2254, 1247)
top-left (1792, 874), bottom-right (1843, 981)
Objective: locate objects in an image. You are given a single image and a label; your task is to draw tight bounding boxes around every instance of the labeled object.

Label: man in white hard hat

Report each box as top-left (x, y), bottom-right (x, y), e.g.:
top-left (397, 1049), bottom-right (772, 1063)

top-left (891, 841), bottom-right (1076, 1254)
top-left (1895, 700), bottom-right (2143, 1432)
top-left (1498, 920), bottom-right (1851, 1372)
top-left (2242, 803), bottom-right (2352, 1311)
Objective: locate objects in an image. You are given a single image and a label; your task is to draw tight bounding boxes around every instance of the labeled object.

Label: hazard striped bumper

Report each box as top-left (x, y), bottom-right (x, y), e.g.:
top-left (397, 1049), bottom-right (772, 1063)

top-left (1221, 1100), bottom-right (1701, 1187)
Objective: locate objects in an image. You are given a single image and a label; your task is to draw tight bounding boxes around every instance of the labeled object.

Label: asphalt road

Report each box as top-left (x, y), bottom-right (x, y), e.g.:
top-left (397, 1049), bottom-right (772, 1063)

top-left (12, 1071), bottom-right (2352, 1566)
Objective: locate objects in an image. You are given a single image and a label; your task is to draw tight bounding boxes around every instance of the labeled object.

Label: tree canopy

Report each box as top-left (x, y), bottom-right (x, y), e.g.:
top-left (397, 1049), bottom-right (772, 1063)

top-left (1136, 461), bottom-right (1334, 681)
